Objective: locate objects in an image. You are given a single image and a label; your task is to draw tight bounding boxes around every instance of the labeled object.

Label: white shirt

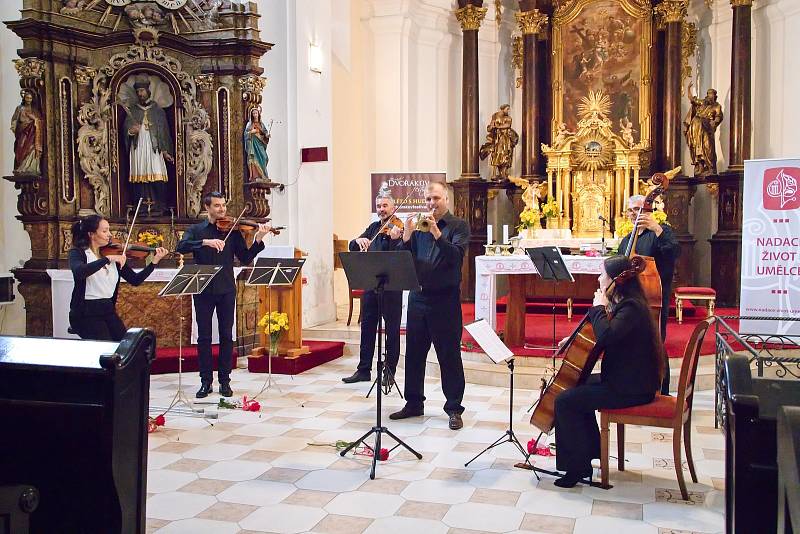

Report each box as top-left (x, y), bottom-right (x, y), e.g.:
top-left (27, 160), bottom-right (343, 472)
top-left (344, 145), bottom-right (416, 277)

top-left (84, 249), bottom-right (119, 300)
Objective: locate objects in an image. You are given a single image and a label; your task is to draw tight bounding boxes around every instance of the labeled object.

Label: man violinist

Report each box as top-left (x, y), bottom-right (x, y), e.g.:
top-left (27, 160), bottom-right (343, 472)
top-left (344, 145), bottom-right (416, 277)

top-left (618, 194), bottom-right (680, 395)
top-left (341, 193), bottom-right (404, 385)
top-left (177, 192), bottom-right (272, 398)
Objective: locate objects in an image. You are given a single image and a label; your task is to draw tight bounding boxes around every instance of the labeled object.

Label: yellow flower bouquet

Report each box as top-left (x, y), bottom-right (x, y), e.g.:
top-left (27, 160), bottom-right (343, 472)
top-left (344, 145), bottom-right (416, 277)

top-left (517, 207), bottom-right (540, 232)
top-left (137, 231), bottom-right (164, 248)
top-left (258, 311), bottom-right (290, 355)
top-left (541, 199), bottom-right (560, 219)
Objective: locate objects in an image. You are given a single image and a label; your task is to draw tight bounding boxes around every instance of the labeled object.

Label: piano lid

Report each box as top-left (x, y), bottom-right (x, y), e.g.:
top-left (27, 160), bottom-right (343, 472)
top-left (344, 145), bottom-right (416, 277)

top-left (0, 335), bottom-right (119, 370)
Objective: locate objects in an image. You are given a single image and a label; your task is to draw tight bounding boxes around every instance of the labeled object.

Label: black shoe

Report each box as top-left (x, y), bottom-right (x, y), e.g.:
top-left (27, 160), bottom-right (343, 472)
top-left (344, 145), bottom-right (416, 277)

top-left (219, 382), bottom-right (233, 398)
top-left (196, 382), bottom-right (212, 398)
top-left (448, 413), bottom-right (464, 430)
top-left (389, 405), bottom-right (424, 420)
top-left (342, 371), bottom-right (371, 384)
top-left (553, 468), bottom-right (593, 488)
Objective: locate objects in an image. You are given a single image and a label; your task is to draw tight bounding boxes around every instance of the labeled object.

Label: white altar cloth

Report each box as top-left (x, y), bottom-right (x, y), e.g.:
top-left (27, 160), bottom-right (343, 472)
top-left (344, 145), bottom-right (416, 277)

top-left (47, 268), bottom-right (242, 343)
top-left (474, 254), bottom-right (605, 330)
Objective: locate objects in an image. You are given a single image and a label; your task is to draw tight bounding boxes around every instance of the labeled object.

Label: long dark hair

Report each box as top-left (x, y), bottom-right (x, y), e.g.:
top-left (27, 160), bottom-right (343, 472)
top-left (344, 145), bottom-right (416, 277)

top-left (71, 214), bottom-right (104, 250)
top-left (604, 255), bottom-right (666, 385)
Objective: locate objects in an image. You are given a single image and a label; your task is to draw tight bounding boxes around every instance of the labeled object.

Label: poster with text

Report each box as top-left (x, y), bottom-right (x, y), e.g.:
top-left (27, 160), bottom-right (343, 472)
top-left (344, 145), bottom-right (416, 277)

top-left (370, 172), bottom-right (447, 216)
top-left (741, 158), bottom-right (800, 335)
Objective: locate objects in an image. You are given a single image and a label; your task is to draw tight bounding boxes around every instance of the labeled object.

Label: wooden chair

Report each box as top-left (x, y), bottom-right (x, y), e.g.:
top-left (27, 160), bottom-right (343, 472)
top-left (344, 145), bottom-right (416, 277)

top-left (599, 317), bottom-right (716, 500)
top-left (348, 289), bottom-right (363, 326)
top-left (333, 235), bottom-right (362, 325)
top-left (674, 286), bottom-right (716, 324)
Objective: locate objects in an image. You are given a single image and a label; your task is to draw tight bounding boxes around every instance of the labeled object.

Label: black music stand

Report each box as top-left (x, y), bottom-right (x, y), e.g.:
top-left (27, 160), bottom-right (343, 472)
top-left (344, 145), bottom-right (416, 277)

top-left (246, 257), bottom-right (306, 397)
top-left (338, 251), bottom-right (423, 479)
top-left (155, 265), bottom-right (222, 420)
top-left (524, 247), bottom-right (575, 355)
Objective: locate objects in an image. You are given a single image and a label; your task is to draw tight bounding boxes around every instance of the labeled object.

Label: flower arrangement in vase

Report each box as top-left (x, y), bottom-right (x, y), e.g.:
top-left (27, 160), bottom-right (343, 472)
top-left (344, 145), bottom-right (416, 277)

top-left (137, 230), bottom-right (164, 247)
top-left (541, 199), bottom-right (560, 228)
top-left (516, 206), bottom-right (541, 238)
top-left (258, 310), bottom-right (289, 356)
top-left (615, 209), bottom-right (669, 238)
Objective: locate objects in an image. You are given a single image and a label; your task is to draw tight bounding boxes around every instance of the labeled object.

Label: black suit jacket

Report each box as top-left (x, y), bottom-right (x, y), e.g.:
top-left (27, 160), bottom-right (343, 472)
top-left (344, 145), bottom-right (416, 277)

top-left (587, 299), bottom-right (661, 396)
top-left (402, 211), bottom-right (470, 292)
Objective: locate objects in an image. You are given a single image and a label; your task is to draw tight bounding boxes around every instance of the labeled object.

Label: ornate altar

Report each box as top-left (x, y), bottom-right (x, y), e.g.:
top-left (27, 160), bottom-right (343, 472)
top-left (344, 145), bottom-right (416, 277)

top-left (5, 0), bottom-right (278, 337)
top-left (541, 91), bottom-right (646, 238)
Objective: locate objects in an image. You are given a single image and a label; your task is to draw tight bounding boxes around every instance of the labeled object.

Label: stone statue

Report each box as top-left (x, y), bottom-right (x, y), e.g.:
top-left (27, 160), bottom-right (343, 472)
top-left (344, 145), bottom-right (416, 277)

top-left (244, 106), bottom-right (270, 182)
top-left (553, 122), bottom-right (574, 148)
top-left (479, 104), bottom-right (519, 181)
top-left (619, 116), bottom-right (635, 146)
top-left (683, 85), bottom-right (723, 177)
top-left (10, 89), bottom-right (43, 176)
top-left (118, 73), bottom-right (174, 215)
top-left (124, 2), bottom-right (166, 28)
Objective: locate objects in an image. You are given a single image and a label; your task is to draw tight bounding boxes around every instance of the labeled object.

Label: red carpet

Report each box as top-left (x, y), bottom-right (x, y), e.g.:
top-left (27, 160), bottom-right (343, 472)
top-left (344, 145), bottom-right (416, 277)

top-left (461, 303), bottom-right (738, 358)
top-left (247, 340), bottom-right (345, 375)
top-left (153, 340), bottom-right (345, 375)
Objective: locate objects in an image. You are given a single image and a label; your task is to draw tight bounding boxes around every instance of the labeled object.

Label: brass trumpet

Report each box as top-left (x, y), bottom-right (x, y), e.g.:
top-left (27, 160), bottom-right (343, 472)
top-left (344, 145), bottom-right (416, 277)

top-left (415, 213), bottom-right (433, 232)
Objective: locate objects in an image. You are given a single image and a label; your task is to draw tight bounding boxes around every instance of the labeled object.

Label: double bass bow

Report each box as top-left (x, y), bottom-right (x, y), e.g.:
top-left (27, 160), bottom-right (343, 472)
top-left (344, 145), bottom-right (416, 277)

top-left (528, 170), bottom-right (674, 433)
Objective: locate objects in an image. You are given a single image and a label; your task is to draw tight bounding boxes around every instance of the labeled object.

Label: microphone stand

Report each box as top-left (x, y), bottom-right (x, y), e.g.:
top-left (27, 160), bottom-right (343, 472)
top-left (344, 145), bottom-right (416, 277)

top-left (599, 216), bottom-right (607, 254)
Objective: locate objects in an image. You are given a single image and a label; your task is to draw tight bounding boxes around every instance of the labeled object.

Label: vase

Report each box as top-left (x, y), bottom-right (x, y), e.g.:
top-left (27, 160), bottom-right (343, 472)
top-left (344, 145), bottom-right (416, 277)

top-left (269, 336), bottom-right (280, 358)
top-left (546, 217), bottom-right (559, 229)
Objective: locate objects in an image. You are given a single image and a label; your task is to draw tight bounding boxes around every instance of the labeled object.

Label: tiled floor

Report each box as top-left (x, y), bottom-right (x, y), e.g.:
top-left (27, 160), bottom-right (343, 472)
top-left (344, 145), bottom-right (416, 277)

top-left (146, 354), bottom-right (725, 533)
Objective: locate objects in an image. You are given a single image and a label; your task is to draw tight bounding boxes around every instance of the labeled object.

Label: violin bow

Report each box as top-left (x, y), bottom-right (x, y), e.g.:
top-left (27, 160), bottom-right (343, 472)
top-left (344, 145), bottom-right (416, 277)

top-left (366, 191), bottom-right (414, 248)
top-left (221, 207), bottom-right (248, 245)
top-left (123, 197), bottom-right (144, 256)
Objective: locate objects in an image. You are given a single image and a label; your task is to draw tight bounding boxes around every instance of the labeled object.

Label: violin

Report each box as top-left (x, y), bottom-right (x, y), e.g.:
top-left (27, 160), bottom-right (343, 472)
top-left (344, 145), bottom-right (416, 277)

top-left (214, 216), bottom-right (284, 235)
top-left (378, 215), bottom-right (404, 235)
top-left (99, 237), bottom-right (160, 260)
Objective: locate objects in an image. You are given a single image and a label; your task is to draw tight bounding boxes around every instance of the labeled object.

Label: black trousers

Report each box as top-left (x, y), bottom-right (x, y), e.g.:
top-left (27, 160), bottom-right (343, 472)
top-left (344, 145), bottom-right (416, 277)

top-left (660, 281), bottom-right (671, 395)
top-left (403, 287), bottom-right (465, 415)
top-left (70, 299), bottom-right (127, 342)
top-left (357, 290), bottom-right (402, 376)
top-left (193, 291), bottom-right (235, 384)
top-left (554, 376), bottom-right (654, 473)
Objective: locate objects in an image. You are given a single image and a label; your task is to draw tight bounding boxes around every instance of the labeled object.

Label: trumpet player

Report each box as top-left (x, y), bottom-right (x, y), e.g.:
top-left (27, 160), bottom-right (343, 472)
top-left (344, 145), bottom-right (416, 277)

top-left (390, 181), bottom-right (470, 430)
top-left (342, 193), bottom-right (404, 385)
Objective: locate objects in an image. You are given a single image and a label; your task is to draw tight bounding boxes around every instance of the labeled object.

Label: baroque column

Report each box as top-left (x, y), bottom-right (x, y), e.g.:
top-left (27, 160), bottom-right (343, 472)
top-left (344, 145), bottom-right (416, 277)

top-left (709, 0), bottom-right (752, 306)
top-left (655, 0), bottom-right (697, 289)
top-left (452, 0), bottom-right (488, 301)
top-left (516, 5), bottom-right (548, 181)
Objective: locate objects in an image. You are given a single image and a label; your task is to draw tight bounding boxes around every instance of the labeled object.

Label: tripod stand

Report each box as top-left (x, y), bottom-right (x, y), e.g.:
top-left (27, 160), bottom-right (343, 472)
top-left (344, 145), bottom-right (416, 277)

top-left (339, 251), bottom-right (423, 479)
top-left (465, 358), bottom-right (529, 466)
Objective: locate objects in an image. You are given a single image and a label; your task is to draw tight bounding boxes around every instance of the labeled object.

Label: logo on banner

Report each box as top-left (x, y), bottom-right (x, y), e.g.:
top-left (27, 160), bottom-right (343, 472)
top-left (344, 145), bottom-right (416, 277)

top-left (763, 167), bottom-right (800, 210)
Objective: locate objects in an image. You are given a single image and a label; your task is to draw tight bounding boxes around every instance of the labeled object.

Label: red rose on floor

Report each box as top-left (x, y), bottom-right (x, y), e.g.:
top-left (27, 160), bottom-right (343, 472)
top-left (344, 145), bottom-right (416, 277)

top-left (378, 448), bottom-right (389, 461)
top-left (527, 438), bottom-right (536, 454)
top-left (154, 414), bottom-right (166, 426)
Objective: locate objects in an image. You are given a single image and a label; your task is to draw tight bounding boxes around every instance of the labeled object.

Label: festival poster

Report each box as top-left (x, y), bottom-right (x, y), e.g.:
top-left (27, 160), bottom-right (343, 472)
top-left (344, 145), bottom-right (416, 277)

top-left (740, 159), bottom-right (800, 335)
top-left (370, 172), bottom-right (447, 215)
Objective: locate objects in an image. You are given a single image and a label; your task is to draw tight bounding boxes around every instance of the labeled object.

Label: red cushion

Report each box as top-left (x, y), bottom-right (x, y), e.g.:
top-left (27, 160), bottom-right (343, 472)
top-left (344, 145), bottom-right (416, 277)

top-left (602, 394), bottom-right (677, 419)
top-left (351, 289), bottom-right (365, 297)
top-left (675, 286), bottom-right (716, 296)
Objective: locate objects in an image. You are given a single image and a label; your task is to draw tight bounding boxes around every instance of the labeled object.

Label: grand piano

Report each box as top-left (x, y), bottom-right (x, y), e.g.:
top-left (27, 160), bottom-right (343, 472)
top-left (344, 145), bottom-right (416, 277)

top-left (0, 329), bottom-right (156, 534)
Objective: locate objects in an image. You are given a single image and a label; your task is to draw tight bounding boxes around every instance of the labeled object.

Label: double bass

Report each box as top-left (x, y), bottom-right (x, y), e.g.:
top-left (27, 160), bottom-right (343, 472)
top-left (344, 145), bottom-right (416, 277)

top-left (529, 171), bottom-right (672, 433)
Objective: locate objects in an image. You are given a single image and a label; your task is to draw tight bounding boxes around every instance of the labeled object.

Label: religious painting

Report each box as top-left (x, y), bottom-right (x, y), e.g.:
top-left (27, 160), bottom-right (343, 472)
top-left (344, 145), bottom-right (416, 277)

top-left (116, 72), bottom-right (176, 215)
top-left (552, 0), bottom-right (652, 148)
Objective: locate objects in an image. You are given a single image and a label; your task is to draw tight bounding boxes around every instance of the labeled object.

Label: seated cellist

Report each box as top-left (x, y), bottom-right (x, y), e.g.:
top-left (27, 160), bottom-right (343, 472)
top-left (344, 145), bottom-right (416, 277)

top-left (552, 255), bottom-right (664, 488)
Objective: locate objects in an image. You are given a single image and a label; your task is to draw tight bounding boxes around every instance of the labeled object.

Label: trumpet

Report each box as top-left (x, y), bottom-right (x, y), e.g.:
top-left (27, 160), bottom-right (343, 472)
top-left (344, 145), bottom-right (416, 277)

top-left (415, 212), bottom-right (433, 232)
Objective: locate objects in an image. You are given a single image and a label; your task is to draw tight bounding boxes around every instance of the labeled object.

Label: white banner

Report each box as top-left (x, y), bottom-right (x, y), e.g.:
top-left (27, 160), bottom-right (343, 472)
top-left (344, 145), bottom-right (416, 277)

top-left (740, 158), bottom-right (800, 335)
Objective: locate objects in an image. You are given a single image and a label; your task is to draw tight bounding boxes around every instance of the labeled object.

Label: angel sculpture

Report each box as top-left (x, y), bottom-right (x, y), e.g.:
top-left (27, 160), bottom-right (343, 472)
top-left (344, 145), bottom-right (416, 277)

top-left (118, 73), bottom-right (175, 215)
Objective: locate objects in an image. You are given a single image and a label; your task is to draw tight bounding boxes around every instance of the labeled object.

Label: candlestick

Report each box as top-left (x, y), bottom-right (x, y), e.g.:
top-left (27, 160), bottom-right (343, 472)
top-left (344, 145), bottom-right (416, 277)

top-left (487, 224), bottom-right (493, 245)
top-left (503, 225), bottom-right (509, 244)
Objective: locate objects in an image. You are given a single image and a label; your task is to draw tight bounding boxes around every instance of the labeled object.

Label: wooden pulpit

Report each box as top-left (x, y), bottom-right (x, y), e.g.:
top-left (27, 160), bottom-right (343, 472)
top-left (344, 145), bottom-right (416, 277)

top-left (254, 248), bottom-right (310, 358)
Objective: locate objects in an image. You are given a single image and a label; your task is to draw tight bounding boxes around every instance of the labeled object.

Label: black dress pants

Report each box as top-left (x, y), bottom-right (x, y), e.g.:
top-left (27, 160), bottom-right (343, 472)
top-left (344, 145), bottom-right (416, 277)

top-left (403, 287), bottom-right (465, 415)
top-left (357, 290), bottom-right (402, 376)
top-left (70, 299), bottom-right (128, 342)
top-left (554, 377), bottom-right (654, 473)
top-left (193, 291), bottom-right (236, 384)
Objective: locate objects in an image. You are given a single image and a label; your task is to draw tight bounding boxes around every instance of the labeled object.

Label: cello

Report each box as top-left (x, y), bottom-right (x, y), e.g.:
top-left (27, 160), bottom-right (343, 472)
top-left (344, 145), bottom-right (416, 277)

top-left (529, 171), bottom-right (672, 433)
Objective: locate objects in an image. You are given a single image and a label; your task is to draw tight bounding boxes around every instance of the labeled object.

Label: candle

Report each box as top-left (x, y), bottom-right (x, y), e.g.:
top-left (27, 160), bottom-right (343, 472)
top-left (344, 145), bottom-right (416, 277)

top-left (503, 225), bottom-right (509, 244)
top-left (487, 224), bottom-right (493, 245)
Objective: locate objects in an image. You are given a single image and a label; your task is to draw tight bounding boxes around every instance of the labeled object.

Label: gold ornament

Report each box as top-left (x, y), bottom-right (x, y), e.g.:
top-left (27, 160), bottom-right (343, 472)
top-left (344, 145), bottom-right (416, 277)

top-left (654, 0), bottom-right (688, 24)
top-left (455, 4), bottom-right (488, 31)
top-left (13, 58), bottom-right (45, 80)
top-left (730, 0), bottom-right (753, 6)
top-left (681, 22), bottom-right (698, 95)
top-left (515, 9), bottom-right (548, 35)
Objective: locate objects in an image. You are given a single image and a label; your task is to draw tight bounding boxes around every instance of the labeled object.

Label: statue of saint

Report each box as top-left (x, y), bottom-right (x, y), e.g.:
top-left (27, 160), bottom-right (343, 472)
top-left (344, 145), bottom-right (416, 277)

top-left (683, 86), bottom-right (723, 177)
top-left (118, 74), bottom-right (174, 215)
top-left (479, 104), bottom-right (519, 181)
top-left (10, 89), bottom-right (43, 176)
top-left (244, 106), bottom-right (270, 182)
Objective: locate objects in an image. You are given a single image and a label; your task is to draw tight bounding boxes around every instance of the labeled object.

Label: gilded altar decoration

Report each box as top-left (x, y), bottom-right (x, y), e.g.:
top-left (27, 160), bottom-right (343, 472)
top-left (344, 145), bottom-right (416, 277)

top-left (479, 104), bottom-right (519, 181)
top-left (653, 0), bottom-right (688, 25)
top-left (681, 22), bottom-right (698, 96)
top-left (541, 90), bottom-right (646, 237)
top-left (683, 85), bottom-right (723, 177)
top-left (512, 35), bottom-right (523, 88)
top-left (74, 65), bottom-right (97, 86)
top-left (239, 74), bottom-right (267, 110)
top-left (455, 4), bottom-right (488, 31)
top-left (13, 58), bottom-right (46, 82)
top-left (552, 0), bottom-right (653, 150)
top-left (516, 9), bottom-right (549, 35)
top-left (195, 73), bottom-right (214, 91)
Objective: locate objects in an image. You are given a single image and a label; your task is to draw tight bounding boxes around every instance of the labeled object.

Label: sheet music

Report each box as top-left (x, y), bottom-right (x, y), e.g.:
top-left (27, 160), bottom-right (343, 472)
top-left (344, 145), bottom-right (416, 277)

top-left (464, 319), bottom-right (514, 364)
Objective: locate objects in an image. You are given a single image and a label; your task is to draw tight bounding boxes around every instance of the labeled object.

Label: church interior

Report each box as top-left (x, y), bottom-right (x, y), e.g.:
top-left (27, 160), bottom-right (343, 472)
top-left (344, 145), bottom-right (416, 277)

top-left (0, 0), bottom-right (799, 532)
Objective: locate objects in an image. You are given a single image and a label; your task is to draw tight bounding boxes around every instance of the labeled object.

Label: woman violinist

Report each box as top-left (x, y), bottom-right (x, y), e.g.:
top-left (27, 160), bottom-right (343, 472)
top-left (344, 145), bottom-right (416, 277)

top-left (552, 255), bottom-right (665, 488)
top-left (68, 214), bottom-right (169, 341)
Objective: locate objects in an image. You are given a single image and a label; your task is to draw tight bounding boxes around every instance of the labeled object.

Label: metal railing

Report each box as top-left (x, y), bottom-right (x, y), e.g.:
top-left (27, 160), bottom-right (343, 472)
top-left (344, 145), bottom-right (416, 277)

top-left (714, 316), bottom-right (800, 428)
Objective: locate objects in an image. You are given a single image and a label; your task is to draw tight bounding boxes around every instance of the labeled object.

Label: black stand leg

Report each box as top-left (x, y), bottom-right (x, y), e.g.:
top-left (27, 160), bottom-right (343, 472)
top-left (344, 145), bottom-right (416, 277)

top-left (465, 359), bottom-right (530, 467)
top-left (340, 277), bottom-right (421, 479)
